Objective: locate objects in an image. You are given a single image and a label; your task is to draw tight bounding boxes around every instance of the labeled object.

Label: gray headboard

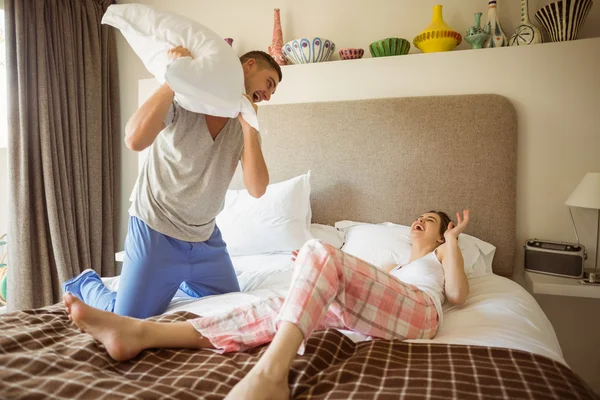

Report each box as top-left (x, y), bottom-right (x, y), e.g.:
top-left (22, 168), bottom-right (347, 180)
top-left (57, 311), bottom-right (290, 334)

top-left (231, 94), bottom-right (517, 276)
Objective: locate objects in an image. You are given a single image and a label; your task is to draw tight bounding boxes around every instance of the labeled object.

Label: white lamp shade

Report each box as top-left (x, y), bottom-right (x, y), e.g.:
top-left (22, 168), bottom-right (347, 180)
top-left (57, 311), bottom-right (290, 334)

top-left (565, 173), bottom-right (600, 209)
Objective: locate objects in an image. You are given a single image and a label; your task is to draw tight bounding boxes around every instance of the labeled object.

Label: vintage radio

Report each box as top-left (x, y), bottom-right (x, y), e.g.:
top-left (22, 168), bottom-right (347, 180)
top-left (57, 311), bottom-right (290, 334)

top-left (524, 239), bottom-right (586, 278)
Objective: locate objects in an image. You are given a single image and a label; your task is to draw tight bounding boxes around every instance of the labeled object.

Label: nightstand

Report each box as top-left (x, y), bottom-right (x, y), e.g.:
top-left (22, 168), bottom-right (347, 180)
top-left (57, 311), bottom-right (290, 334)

top-left (524, 270), bottom-right (600, 393)
top-left (524, 270), bottom-right (600, 299)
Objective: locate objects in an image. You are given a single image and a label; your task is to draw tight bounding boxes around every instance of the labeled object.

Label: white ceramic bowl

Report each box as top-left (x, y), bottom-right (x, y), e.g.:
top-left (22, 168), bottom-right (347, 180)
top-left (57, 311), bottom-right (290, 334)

top-left (282, 37), bottom-right (336, 64)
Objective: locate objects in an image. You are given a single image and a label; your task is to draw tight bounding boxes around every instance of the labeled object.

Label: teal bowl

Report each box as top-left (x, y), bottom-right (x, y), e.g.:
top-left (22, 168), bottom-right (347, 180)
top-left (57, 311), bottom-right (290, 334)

top-left (369, 37), bottom-right (411, 57)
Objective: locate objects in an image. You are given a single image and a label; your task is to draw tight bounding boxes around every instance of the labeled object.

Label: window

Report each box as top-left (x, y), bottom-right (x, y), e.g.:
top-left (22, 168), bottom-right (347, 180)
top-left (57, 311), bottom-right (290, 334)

top-left (0, 8), bottom-right (6, 148)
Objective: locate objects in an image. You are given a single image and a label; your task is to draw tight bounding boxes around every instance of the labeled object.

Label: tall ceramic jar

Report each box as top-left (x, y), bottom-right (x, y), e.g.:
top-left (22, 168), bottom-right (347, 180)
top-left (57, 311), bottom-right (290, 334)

top-left (509, 0), bottom-right (543, 46)
top-left (268, 8), bottom-right (287, 66)
top-left (484, 0), bottom-right (508, 48)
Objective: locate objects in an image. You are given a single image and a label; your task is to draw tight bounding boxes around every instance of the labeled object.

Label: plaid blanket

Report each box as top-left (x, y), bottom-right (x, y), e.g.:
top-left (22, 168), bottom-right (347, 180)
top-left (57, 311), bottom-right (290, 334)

top-left (0, 305), bottom-right (597, 399)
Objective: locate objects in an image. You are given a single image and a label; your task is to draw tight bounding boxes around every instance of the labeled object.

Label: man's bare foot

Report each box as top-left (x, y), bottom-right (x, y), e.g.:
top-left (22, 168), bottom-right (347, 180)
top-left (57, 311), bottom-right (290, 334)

top-left (63, 293), bottom-right (145, 362)
top-left (225, 367), bottom-right (290, 400)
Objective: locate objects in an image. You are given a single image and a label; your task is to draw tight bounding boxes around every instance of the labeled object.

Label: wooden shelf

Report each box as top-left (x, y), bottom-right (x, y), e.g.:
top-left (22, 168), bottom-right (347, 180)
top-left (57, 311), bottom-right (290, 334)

top-left (276, 37), bottom-right (599, 70)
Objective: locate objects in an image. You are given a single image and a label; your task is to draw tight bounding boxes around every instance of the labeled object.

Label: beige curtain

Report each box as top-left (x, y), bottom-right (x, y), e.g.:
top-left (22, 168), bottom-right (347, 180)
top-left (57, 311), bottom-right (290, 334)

top-left (5, 0), bottom-right (120, 311)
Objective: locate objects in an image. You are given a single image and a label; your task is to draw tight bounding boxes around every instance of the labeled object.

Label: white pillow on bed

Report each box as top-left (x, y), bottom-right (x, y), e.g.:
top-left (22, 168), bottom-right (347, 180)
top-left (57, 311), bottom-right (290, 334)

top-left (217, 172), bottom-right (312, 256)
top-left (310, 224), bottom-right (345, 249)
top-left (335, 220), bottom-right (495, 278)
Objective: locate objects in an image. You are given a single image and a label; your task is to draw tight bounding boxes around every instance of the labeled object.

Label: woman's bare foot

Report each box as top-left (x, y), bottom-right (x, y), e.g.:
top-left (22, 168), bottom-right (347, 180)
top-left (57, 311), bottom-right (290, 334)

top-left (225, 367), bottom-right (290, 400)
top-left (63, 293), bottom-right (145, 361)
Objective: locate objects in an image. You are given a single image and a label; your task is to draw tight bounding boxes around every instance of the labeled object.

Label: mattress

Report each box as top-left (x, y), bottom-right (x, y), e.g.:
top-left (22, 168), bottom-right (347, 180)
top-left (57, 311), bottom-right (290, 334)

top-left (102, 252), bottom-right (565, 365)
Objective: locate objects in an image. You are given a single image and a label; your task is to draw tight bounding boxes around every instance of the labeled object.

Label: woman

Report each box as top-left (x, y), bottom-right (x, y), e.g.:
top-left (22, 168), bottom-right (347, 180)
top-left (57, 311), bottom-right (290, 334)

top-left (64, 210), bottom-right (470, 400)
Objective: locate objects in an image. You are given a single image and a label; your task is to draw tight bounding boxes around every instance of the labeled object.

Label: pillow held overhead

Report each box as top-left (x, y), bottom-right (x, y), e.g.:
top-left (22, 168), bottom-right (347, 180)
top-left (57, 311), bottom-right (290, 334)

top-left (101, 4), bottom-right (259, 130)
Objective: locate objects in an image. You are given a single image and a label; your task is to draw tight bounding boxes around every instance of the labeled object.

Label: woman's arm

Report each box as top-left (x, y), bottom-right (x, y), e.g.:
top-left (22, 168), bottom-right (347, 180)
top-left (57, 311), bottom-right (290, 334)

top-left (439, 210), bottom-right (470, 305)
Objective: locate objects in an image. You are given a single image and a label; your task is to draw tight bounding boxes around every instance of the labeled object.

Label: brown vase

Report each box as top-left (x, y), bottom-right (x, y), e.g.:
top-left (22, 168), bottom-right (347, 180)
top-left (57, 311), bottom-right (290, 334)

top-left (268, 8), bottom-right (287, 66)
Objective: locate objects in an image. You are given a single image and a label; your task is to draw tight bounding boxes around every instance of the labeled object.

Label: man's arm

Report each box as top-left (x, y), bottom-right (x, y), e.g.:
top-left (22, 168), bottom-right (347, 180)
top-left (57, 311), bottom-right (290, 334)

top-left (239, 121), bottom-right (269, 198)
top-left (124, 83), bottom-right (174, 152)
top-left (124, 46), bottom-right (191, 152)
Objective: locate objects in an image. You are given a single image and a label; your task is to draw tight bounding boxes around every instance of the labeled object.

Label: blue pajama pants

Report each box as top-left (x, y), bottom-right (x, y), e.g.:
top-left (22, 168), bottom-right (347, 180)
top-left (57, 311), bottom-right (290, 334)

top-left (63, 216), bottom-right (240, 318)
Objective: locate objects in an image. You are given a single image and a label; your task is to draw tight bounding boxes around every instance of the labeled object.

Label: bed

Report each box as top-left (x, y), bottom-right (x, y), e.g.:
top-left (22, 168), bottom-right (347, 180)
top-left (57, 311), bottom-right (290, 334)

top-left (1, 95), bottom-right (597, 399)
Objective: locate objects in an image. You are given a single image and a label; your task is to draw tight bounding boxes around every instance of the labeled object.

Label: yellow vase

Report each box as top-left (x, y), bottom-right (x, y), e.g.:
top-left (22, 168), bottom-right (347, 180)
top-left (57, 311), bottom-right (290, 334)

top-left (414, 5), bottom-right (462, 53)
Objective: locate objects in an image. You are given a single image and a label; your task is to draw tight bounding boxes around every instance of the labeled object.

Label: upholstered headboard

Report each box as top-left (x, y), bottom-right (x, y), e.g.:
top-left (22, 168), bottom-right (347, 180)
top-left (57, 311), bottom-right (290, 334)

top-left (231, 94), bottom-right (517, 276)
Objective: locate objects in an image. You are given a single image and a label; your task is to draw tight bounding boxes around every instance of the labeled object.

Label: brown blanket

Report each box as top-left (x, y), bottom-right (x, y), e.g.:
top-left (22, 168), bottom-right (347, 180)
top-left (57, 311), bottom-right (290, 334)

top-left (0, 305), bottom-right (597, 399)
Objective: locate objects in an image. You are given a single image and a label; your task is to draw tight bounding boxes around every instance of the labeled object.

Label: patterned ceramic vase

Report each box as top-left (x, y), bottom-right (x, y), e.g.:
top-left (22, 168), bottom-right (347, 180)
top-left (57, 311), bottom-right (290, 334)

top-left (484, 0), bottom-right (508, 48)
top-left (535, 0), bottom-right (594, 42)
top-left (465, 12), bottom-right (491, 49)
top-left (413, 5), bottom-right (462, 53)
top-left (268, 8), bottom-right (287, 66)
top-left (509, 0), bottom-right (543, 46)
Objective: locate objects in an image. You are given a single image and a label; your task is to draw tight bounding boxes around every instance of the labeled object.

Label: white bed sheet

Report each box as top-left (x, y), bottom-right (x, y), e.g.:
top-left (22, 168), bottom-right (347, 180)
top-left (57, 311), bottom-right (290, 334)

top-left (102, 253), bottom-right (564, 365)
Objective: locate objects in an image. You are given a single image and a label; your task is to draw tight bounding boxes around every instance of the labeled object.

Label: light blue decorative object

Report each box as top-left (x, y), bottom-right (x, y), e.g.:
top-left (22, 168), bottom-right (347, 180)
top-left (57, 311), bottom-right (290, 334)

top-left (465, 12), bottom-right (491, 49)
top-left (282, 37), bottom-right (336, 64)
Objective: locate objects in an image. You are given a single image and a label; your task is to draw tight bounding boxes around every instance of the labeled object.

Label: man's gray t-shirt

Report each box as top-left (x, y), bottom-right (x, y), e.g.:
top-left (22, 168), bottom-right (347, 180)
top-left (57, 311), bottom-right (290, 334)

top-left (129, 102), bottom-right (255, 242)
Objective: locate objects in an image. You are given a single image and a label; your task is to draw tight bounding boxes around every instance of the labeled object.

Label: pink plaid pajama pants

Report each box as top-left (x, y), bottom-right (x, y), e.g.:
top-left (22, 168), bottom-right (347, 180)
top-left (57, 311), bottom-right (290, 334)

top-left (189, 239), bottom-right (439, 354)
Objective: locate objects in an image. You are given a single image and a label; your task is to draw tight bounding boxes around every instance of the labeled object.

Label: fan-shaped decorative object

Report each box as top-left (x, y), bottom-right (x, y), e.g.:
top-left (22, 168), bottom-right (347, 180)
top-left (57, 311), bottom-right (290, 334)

top-left (535, 0), bottom-right (594, 42)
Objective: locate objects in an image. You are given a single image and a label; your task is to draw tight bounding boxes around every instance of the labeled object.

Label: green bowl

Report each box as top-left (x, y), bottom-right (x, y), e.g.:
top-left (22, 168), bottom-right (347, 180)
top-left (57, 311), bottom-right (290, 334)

top-left (369, 37), bottom-right (411, 57)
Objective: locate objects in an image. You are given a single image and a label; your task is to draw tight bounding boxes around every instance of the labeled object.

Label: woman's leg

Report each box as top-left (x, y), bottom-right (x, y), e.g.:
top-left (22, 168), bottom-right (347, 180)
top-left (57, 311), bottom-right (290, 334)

top-left (64, 293), bottom-right (214, 362)
top-left (195, 239), bottom-right (438, 354)
top-left (224, 239), bottom-right (439, 399)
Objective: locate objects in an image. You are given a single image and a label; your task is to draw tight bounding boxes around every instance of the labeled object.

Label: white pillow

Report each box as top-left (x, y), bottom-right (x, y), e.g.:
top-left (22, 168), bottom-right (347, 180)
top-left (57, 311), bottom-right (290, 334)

top-left (216, 172), bottom-right (312, 256)
top-left (310, 224), bottom-right (345, 249)
top-left (335, 221), bottom-right (412, 268)
top-left (335, 220), bottom-right (495, 279)
top-left (101, 4), bottom-right (258, 130)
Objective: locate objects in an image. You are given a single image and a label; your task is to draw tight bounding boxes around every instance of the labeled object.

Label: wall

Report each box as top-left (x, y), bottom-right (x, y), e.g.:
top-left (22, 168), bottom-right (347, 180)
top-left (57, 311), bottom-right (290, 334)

top-left (115, 0), bottom-right (600, 247)
top-left (0, 0), bottom-right (7, 238)
top-left (0, 148), bottom-right (6, 236)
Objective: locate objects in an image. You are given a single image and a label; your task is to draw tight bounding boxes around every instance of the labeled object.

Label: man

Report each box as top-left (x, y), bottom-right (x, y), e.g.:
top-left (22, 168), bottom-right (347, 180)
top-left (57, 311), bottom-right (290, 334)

top-left (62, 47), bottom-right (282, 318)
